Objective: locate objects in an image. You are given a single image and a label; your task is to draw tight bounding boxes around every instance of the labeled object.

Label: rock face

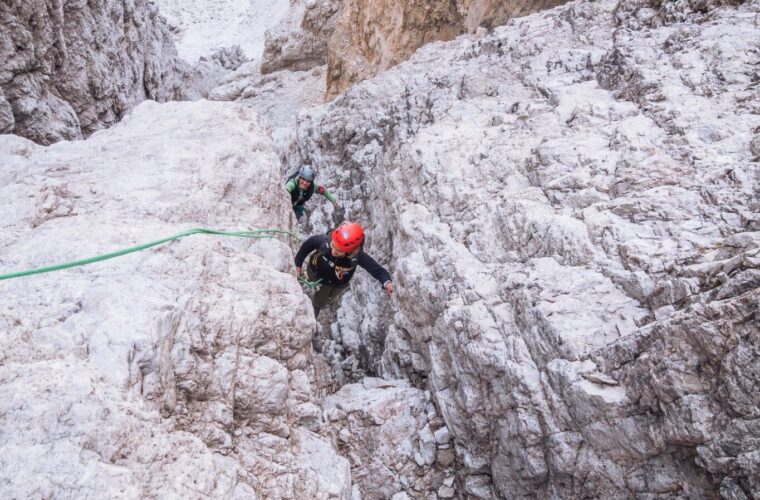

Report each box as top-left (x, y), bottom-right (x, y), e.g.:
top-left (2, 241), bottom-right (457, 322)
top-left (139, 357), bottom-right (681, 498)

top-left (324, 378), bottom-right (454, 499)
top-left (180, 46), bottom-right (249, 101)
top-left (293, 0), bottom-right (760, 497)
top-left (0, 0), bottom-right (186, 145)
top-left (324, 0), bottom-right (569, 99)
top-left (0, 87), bottom-right (14, 133)
top-left (155, 0), bottom-right (290, 63)
top-left (0, 101), bottom-right (351, 498)
top-left (2, 0), bottom-right (758, 498)
top-left (261, 0), bottom-right (343, 74)
top-left (209, 63), bottom-right (327, 151)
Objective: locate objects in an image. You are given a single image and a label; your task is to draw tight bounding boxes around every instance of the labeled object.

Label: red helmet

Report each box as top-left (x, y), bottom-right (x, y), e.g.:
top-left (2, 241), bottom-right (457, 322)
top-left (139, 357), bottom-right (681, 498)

top-left (331, 223), bottom-right (364, 253)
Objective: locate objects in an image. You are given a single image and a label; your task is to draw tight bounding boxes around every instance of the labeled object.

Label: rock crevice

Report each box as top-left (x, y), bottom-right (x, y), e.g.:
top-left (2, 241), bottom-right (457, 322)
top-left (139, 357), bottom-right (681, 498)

top-left (293, 0), bottom-right (760, 496)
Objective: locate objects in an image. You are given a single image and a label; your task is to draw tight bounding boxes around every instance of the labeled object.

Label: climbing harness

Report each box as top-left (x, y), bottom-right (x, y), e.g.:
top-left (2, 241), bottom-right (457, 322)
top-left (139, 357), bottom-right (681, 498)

top-left (0, 227), bottom-right (320, 287)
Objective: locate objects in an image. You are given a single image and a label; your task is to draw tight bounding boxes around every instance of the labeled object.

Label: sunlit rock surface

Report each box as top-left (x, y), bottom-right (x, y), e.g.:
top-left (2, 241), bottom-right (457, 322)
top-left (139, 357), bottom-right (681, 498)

top-left (294, 0), bottom-right (760, 496)
top-left (0, 101), bottom-right (351, 499)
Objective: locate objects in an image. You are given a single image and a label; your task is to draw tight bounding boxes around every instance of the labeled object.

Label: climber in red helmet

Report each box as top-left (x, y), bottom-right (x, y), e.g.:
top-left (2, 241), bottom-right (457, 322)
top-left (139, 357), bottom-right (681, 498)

top-left (294, 222), bottom-right (393, 317)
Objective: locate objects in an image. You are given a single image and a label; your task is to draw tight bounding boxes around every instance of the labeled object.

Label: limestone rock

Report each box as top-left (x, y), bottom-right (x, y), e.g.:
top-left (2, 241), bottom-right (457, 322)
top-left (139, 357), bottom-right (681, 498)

top-left (2, 0), bottom-right (759, 498)
top-left (417, 424), bottom-right (437, 466)
top-left (0, 87), bottom-right (14, 133)
top-left (294, 0), bottom-right (760, 497)
top-left (750, 133), bottom-right (760, 160)
top-left (180, 46), bottom-right (249, 100)
top-left (155, 0), bottom-right (290, 63)
top-left (434, 426), bottom-right (451, 445)
top-left (325, 0), bottom-right (569, 99)
top-left (438, 484), bottom-right (456, 498)
top-left (0, 100), bottom-right (350, 499)
top-left (261, 0), bottom-right (343, 74)
top-left (208, 64), bottom-right (327, 152)
top-left (0, 0), bottom-right (187, 145)
top-left (324, 378), bottom-right (452, 499)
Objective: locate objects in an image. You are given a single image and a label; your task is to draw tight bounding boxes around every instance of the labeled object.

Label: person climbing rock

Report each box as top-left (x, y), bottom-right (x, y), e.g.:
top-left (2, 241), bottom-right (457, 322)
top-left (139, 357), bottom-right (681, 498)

top-left (294, 222), bottom-right (393, 317)
top-left (285, 165), bottom-right (337, 220)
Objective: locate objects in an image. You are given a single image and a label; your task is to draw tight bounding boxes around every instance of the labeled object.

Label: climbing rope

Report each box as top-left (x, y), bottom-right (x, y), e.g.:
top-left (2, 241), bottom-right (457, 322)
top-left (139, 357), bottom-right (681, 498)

top-left (299, 276), bottom-right (322, 287)
top-left (0, 227), bottom-right (320, 287)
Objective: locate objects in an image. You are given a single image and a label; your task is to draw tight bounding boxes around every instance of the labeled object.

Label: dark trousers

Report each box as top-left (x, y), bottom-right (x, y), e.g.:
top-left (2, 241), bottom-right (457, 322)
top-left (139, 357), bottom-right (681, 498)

top-left (293, 204), bottom-right (306, 219)
top-left (306, 266), bottom-right (349, 317)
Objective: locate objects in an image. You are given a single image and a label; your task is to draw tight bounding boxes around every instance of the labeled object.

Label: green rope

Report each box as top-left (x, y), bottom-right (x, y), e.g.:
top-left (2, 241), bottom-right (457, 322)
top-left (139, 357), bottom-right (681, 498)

top-left (0, 227), bottom-right (319, 287)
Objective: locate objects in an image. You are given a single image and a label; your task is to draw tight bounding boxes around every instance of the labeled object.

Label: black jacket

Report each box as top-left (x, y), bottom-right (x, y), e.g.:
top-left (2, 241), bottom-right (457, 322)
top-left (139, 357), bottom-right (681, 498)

top-left (295, 235), bottom-right (392, 288)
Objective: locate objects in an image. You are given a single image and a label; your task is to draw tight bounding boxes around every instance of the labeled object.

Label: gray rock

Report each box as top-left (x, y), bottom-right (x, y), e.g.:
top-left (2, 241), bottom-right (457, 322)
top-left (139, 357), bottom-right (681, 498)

top-left (261, 0), bottom-right (342, 74)
top-left (434, 426), bottom-right (451, 445)
top-left (418, 424), bottom-right (437, 465)
top-left (437, 485), bottom-right (456, 498)
top-left (339, 427), bottom-right (352, 443)
top-left (582, 372), bottom-right (619, 386)
top-left (0, 0), bottom-right (187, 145)
top-left (180, 47), bottom-right (249, 100)
top-left (351, 484), bottom-right (363, 500)
top-left (324, 379), bottom-right (447, 499)
top-left (0, 87), bottom-right (14, 133)
top-left (437, 448), bottom-right (456, 467)
top-left (0, 100), bottom-right (352, 498)
top-left (297, 402), bottom-right (324, 431)
top-left (750, 133), bottom-right (760, 160)
top-left (293, 0), bottom-right (760, 497)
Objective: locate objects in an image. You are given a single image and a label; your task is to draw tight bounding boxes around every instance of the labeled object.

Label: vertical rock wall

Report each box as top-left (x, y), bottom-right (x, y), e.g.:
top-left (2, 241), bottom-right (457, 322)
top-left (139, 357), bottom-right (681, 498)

top-left (261, 0), bottom-right (343, 74)
top-left (293, 0), bottom-right (760, 497)
top-left (0, 0), bottom-right (186, 145)
top-left (324, 0), bottom-right (569, 99)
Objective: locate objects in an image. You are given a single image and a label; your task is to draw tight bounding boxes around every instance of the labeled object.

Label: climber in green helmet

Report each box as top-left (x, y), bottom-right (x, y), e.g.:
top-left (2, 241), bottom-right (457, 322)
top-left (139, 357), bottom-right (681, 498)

top-left (285, 165), bottom-right (337, 220)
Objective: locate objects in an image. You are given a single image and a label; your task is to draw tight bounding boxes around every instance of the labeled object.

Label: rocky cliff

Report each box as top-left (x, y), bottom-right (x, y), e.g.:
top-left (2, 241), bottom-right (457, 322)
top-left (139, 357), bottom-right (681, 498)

top-left (261, 0), bottom-right (343, 74)
top-left (324, 0), bottom-right (569, 99)
top-left (156, 0), bottom-right (290, 63)
top-left (293, 0), bottom-right (760, 496)
top-left (2, 0), bottom-right (759, 498)
top-left (0, 97), bottom-right (452, 498)
top-left (0, 101), bottom-right (342, 497)
top-left (0, 0), bottom-right (185, 145)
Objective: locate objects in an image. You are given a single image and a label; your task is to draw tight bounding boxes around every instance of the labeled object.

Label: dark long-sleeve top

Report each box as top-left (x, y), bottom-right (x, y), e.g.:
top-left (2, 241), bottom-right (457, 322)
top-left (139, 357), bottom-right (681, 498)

top-left (295, 235), bottom-right (392, 288)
